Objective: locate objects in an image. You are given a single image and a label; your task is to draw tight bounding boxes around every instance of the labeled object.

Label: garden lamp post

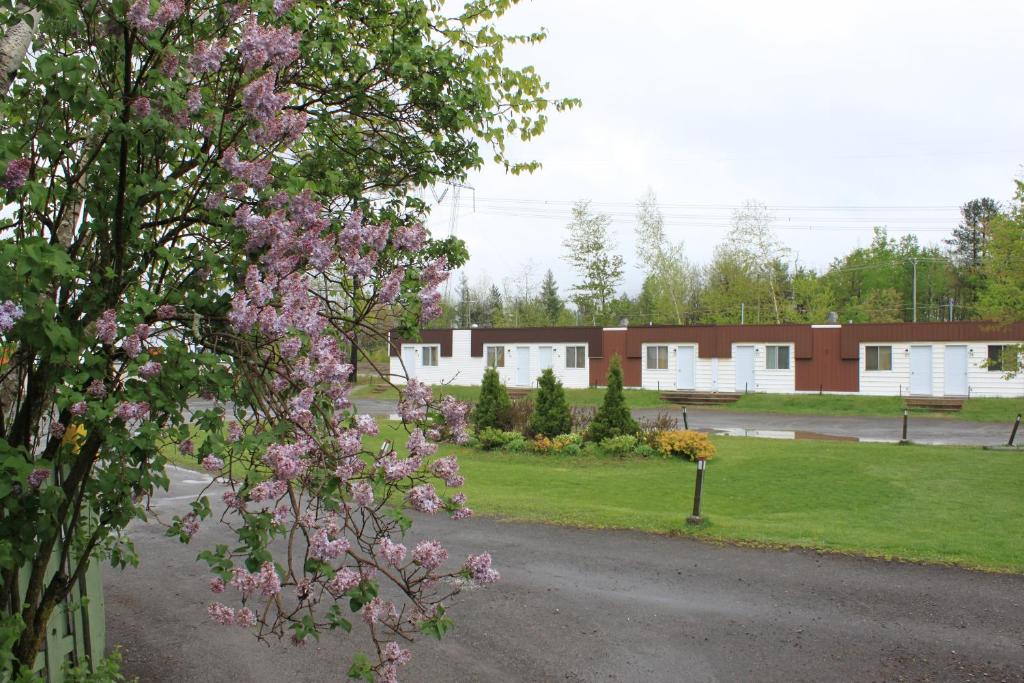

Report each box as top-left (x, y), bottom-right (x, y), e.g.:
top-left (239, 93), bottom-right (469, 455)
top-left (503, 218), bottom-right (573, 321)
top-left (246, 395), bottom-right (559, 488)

top-left (687, 457), bottom-right (708, 525)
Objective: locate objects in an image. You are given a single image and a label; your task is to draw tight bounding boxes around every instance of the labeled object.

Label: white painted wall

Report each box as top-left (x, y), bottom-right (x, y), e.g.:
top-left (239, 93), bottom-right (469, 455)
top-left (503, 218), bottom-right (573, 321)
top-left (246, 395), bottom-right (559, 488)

top-left (390, 332), bottom-right (590, 389)
top-left (638, 343), bottom-right (795, 393)
top-left (858, 341), bottom-right (1024, 397)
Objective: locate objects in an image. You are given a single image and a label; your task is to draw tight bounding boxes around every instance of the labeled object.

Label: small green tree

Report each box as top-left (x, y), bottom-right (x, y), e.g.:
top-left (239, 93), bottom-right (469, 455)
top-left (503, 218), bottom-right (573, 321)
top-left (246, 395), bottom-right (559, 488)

top-left (587, 356), bottom-right (639, 442)
top-left (473, 367), bottom-right (512, 432)
top-left (529, 369), bottom-right (572, 437)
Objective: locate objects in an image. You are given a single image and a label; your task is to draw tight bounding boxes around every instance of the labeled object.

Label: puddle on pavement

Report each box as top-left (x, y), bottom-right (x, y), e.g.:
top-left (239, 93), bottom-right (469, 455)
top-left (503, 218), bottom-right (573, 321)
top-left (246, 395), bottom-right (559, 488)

top-left (704, 427), bottom-right (899, 444)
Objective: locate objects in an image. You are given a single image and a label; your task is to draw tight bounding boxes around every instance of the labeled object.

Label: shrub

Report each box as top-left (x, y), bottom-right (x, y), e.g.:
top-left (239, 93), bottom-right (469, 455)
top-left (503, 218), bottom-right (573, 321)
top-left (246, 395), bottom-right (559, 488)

top-left (473, 367), bottom-right (512, 432)
top-left (477, 427), bottom-right (523, 450)
top-left (530, 432), bottom-right (582, 454)
top-left (507, 396), bottom-right (535, 435)
top-left (569, 406), bottom-right (596, 434)
top-left (587, 356), bottom-right (639, 442)
top-left (599, 434), bottom-right (639, 456)
top-left (637, 412), bottom-right (680, 446)
top-left (529, 369), bottom-right (572, 437)
top-left (656, 430), bottom-right (716, 461)
top-left (551, 433), bottom-right (582, 451)
top-left (633, 443), bottom-right (660, 458)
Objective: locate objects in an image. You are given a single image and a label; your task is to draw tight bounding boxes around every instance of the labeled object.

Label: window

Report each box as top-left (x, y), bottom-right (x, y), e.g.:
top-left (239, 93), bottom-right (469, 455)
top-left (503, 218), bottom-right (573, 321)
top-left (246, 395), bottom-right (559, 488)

top-left (566, 346), bottom-right (586, 369)
top-left (646, 346), bottom-right (668, 370)
top-left (865, 345), bottom-right (892, 371)
top-left (765, 345), bottom-right (790, 370)
top-left (486, 346), bottom-right (505, 368)
top-left (422, 346), bottom-right (438, 367)
top-left (988, 345), bottom-right (1014, 372)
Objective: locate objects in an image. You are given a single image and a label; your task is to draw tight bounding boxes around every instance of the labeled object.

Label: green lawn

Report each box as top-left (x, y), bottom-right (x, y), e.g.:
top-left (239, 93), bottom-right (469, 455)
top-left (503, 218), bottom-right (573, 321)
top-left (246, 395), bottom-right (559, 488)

top-left (442, 437), bottom-right (1024, 573)
top-left (170, 420), bottom-right (1024, 573)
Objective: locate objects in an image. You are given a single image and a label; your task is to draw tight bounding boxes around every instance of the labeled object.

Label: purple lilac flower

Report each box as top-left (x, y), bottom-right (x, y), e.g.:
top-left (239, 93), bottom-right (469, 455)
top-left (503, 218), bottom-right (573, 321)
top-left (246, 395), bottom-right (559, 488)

top-left (411, 540), bottom-right (447, 570)
top-left (1, 159), bottom-right (32, 189)
top-left (397, 379), bottom-right (431, 421)
top-left (325, 567), bottom-right (361, 597)
top-left (464, 553), bottom-right (500, 585)
top-left (241, 72), bottom-right (289, 122)
top-left (179, 439), bottom-right (195, 455)
top-left (209, 577), bottom-right (225, 593)
top-left (181, 513), bottom-right (200, 538)
top-left (95, 309), bottom-right (117, 344)
top-left (122, 334), bottom-right (142, 358)
top-left (86, 380), bottom-right (107, 398)
top-left (69, 401), bottom-right (88, 416)
top-left (154, 0), bottom-right (182, 25)
top-left (188, 39), bottom-right (227, 73)
top-left (378, 537), bottom-right (406, 567)
top-left (139, 360), bottom-right (162, 378)
top-left (201, 455), bottom-right (223, 472)
top-left (130, 97), bottom-right (151, 117)
top-left (406, 484), bottom-right (442, 514)
top-left (235, 607), bottom-right (257, 628)
top-left (349, 481), bottom-right (374, 507)
top-left (125, 0), bottom-right (157, 32)
top-left (238, 19), bottom-right (301, 72)
top-left (310, 528), bottom-right (350, 560)
top-left (407, 429), bottom-right (437, 458)
top-left (114, 401), bottom-right (150, 421)
top-left (207, 602), bottom-right (235, 625)
top-left (49, 419), bottom-right (65, 439)
top-left (429, 456), bottom-right (464, 488)
top-left (0, 300), bottom-right (24, 332)
top-left (221, 147), bottom-right (272, 189)
top-left (227, 421), bottom-right (244, 442)
top-left (354, 414), bottom-right (378, 436)
top-left (155, 304), bottom-right (177, 320)
top-left (392, 223), bottom-right (427, 251)
top-left (28, 468), bottom-right (50, 489)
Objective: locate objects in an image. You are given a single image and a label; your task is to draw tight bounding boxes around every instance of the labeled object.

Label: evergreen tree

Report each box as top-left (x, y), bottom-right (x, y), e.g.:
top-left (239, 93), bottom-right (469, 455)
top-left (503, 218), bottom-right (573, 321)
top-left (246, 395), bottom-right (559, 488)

top-left (587, 356), bottom-right (639, 442)
top-left (472, 367), bottom-right (512, 431)
top-left (529, 369), bottom-right (572, 437)
top-left (484, 284), bottom-right (503, 326)
top-left (539, 269), bottom-right (564, 324)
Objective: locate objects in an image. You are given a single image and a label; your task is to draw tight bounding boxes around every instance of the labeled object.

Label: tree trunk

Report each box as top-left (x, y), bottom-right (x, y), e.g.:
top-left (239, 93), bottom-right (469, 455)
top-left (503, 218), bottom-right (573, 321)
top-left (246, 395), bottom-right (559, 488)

top-left (0, 6), bottom-right (41, 96)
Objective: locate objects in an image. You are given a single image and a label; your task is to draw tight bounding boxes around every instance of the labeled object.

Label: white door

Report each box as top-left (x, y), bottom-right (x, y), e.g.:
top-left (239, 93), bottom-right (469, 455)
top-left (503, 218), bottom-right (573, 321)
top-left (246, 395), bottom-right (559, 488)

top-left (910, 345), bottom-right (933, 395)
top-left (676, 346), bottom-right (695, 390)
top-left (516, 346), bottom-right (531, 386)
top-left (735, 346), bottom-right (755, 392)
top-left (944, 345), bottom-right (968, 396)
top-left (710, 358), bottom-right (719, 392)
top-left (402, 346), bottom-right (417, 380)
top-left (539, 346), bottom-right (553, 371)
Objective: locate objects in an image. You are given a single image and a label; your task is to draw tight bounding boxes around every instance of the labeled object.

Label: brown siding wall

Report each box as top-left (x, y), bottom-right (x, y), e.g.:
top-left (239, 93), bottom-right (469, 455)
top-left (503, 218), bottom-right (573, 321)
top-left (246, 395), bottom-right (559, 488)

top-left (796, 327), bottom-right (858, 391)
top-left (624, 324), bottom-right (813, 360)
top-left (470, 327), bottom-right (604, 358)
top-left (591, 329), bottom-right (635, 386)
top-left (839, 321), bottom-right (1024, 360)
top-left (389, 329), bottom-right (453, 357)
top-left (625, 326), bottom-right (719, 359)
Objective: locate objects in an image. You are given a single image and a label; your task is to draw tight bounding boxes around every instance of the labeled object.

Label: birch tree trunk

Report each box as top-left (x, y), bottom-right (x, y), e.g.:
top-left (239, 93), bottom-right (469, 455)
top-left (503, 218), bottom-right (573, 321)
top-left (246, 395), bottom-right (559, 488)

top-left (0, 6), bottom-right (40, 95)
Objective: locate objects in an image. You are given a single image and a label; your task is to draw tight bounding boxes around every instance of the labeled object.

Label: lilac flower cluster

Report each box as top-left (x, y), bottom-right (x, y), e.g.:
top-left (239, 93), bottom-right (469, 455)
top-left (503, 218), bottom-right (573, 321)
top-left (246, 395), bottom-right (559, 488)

top-left (95, 309), bottom-right (117, 344)
top-left (406, 428), bottom-right (436, 458)
top-left (406, 484), bottom-right (442, 514)
top-left (86, 380), bottom-right (107, 398)
top-left (139, 360), bottom-right (162, 378)
top-left (114, 401), bottom-right (150, 422)
top-left (438, 395), bottom-right (471, 444)
top-left (126, 0), bottom-right (181, 32)
top-left (378, 537), bottom-right (406, 567)
top-left (310, 528), bottom-right (351, 561)
top-left (201, 455), bottom-right (224, 472)
top-left (325, 567), bottom-right (361, 597)
top-left (411, 540), bottom-right (447, 570)
top-left (1, 159), bottom-right (31, 189)
top-left (429, 456), bottom-right (464, 488)
top-left (464, 553), bottom-right (500, 585)
top-left (0, 300), bottom-right (23, 333)
top-left (238, 19), bottom-right (301, 72)
top-left (417, 256), bottom-right (450, 324)
top-left (380, 642), bottom-right (413, 683)
top-left (262, 442), bottom-right (308, 480)
top-left (221, 147), bottom-right (273, 189)
top-left (397, 379), bottom-right (431, 422)
top-left (130, 97), bottom-right (151, 117)
top-left (28, 468), bottom-right (50, 490)
top-left (361, 596), bottom-right (398, 626)
top-left (229, 561), bottom-right (281, 598)
top-left (349, 481), bottom-right (374, 507)
top-left (248, 478), bottom-right (288, 503)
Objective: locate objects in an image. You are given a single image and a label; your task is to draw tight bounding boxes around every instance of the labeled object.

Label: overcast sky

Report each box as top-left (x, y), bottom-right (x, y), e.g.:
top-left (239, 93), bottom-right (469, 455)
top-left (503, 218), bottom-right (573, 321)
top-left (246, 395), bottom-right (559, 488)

top-left (423, 0), bottom-right (1024, 297)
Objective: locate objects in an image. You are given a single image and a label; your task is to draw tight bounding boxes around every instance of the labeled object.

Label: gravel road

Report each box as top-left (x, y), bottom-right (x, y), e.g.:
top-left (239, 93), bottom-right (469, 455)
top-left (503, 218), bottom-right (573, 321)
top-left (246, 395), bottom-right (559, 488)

top-left (104, 466), bottom-right (1024, 682)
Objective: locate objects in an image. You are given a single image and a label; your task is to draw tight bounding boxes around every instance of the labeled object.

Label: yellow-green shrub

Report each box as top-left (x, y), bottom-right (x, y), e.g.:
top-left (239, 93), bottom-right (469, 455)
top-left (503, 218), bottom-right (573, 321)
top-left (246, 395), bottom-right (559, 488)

top-left (656, 430), bottom-right (716, 461)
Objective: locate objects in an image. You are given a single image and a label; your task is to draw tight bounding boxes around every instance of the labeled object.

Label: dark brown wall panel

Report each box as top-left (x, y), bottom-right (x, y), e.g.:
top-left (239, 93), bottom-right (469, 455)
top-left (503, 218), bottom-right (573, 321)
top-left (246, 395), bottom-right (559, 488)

top-left (470, 327), bottom-right (604, 358)
top-left (626, 324), bottom-right (812, 359)
top-left (592, 329), bottom-right (635, 385)
top-left (389, 329), bottom-right (453, 357)
top-left (625, 326), bottom-right (719, 359)
top-left (839, 321), bottom-right (1024, 360)
top-left (796, 327), bottom-right (858, 391)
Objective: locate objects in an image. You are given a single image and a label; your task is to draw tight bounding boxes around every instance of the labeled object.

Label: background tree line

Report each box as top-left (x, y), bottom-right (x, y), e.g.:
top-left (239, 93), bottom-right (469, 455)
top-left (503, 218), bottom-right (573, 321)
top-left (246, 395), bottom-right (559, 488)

top-left (428, 189), bottom-right (1022, 329)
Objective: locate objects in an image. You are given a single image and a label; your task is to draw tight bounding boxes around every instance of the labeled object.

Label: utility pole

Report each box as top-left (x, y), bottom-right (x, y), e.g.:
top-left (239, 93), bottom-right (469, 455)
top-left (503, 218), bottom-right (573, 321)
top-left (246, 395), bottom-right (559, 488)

top-left (740, 302), bottom-right (745, 325)
top-left (948, 298), bottom-right (954, 322)
top-left (911, 258), bottom-right (918, 322)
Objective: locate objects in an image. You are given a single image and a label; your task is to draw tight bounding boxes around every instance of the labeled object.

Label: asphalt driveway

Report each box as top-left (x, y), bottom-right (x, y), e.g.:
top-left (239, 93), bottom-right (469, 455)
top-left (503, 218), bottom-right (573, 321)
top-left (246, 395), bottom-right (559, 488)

top-left (104, 466), bottom-right (1024, 682)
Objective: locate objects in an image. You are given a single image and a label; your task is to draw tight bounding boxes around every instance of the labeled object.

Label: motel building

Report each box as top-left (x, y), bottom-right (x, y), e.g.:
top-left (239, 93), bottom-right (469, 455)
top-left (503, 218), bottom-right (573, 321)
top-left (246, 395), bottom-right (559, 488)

top-left (389, 322), bottom-right (1024, 398)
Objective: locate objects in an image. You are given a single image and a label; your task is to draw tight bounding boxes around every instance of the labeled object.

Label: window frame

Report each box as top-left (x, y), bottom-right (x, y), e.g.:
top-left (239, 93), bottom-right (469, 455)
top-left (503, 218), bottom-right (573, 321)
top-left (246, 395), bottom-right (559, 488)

top-left (765, 345), bottom-right (790, 370)
top-left (565, 345), bottom-right (587, 369)
top-left (865, 345), bottom-right (893, 371)
top-left (988, 345), bottom-right (1008, 372)
top-left (421, 345), bottom-right (439, 367)
top-left (646, 345), bottom-right (668, 370)
top-left (486, 346), bottom-right (505, 368)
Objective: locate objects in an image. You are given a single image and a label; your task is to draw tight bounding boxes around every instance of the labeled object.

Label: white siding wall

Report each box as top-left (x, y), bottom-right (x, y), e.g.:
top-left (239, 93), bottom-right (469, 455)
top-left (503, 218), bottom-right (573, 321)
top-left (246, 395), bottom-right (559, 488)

top-left (390, 333), bottom-right (590, 389)
top-left (858, 341), bottom-right (1024, 397)
top-left (638, 343), bottom-right (795, 393)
